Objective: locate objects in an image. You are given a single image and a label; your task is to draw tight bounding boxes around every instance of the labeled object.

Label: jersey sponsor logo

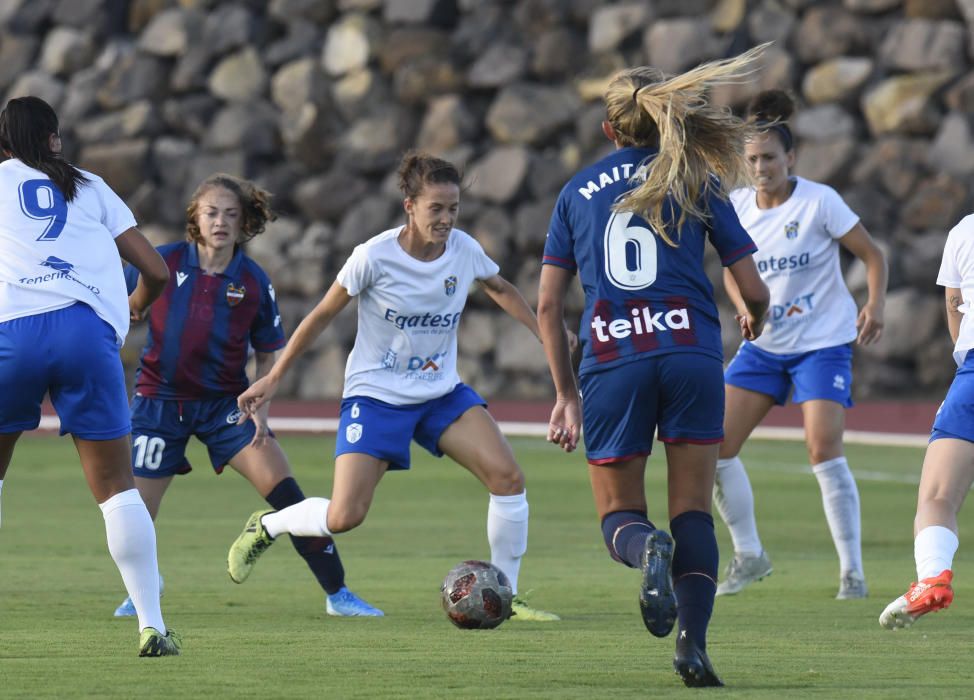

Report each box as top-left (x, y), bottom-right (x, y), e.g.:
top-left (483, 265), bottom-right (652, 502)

top-left (756, 252), bottom-right (810, 274)
top-left (770, 292), bottom-right (815, 321)
top-left (444, 275), bottom-right (457, 296)
top-left (381, 350), bottom-right (398, 369)
top-left (346, 422), bottom-right (363, 444)
top-left (785, 220), bottom-right (800, 239)
top-left (226, 408), bottom-right (244, 424)
top-left (577, 162), bottom-right (648, 200)
top-left (384, 308), bottom-right (462, 331)
top-left (833, 374), bottom-right (846, 391)
top-left (19, 256), bottom-right (101, 294)
top-left (226, 283), bottom-right (245, 306)
top-left (408, 352), bottom-right (445, 372)
top-left (176, 271), bottom-right (188, 287)
top-left (591, 305), bottom-right (690, 341)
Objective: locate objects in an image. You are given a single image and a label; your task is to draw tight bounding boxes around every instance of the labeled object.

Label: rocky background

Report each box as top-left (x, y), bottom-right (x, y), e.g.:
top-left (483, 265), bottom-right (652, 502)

top-left (2, 0), bottom-right (973, 400)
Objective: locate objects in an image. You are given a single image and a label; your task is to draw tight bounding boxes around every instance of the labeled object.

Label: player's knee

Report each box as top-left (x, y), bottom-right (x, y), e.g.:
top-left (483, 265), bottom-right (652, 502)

top-left (807, 444), bottom-right (842, 466)
top-left (483, 462), bottom-right (524, 495)
top-left (326, 502), bottom-right (368, 533)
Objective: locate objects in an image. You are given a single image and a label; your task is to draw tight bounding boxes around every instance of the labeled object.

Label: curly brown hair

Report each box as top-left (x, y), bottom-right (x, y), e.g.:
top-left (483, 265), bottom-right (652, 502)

top-left (185, 173), bottom-right (275, 245)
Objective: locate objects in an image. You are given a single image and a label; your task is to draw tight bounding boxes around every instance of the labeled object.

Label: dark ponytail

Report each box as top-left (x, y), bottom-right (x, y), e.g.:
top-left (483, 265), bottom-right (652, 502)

top-left (746, 89), bottom-right (795, 152)
top-left (0, 96), bottom-right (89, 202)
top-left (397, 150), bottom-right (462, 199)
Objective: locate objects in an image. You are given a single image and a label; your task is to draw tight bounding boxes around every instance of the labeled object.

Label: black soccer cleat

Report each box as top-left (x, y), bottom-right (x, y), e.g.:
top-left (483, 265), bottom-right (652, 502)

top-left (639, 530), bottom-right (677, 638)
top-left (673, 633), bottom-right (724, 688)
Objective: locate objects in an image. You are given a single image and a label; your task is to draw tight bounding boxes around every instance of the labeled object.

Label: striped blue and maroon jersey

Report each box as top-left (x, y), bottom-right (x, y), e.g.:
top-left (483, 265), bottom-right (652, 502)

top-left (543, 147), bottom-right (757, 376)
top-left (127, 242), bottom-right (286, 400)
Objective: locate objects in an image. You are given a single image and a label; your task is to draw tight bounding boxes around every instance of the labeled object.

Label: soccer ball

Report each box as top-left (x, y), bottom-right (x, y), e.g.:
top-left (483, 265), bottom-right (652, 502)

top-left (440, 560), bottom-right (513, 629)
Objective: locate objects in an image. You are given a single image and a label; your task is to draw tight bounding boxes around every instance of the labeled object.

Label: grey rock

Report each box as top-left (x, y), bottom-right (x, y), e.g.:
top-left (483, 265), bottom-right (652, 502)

top-left (458, 310), bottom-right (498, 356)
top-left (852, 137), bottom-right (928, 199)
top-left (97, 49), bottom-right (168, 110)
top-left (265, 21), bottom-right (321, 67)
top-left (487, 83), bottom-right (581, 145)
top-left (532, 26), bottom-right (585, 80)
top-left (802, 57), bottom-right (873, 104)
top-left (152, 137), bottom-right (196, 191)
top-left (269, 0), bottom-right (337, 23)
top-left (321, 13), bottom-right (379, 77)
top-left (844, 0), bottom-right (901, 12)
top-left (859, 288), bottom-right (941, 362)
top-left (466, 146), bottom-right (531, 204)
top-left (512, 196), bottom-right (557, 252)
top-left (900, 173), bottom-right (968, 231)
top-left (394, 55), bottom-right (464, 104)
top-left (795, 7), bottom-right (870, 63)
top-left (384, 0), bottom-right (458, 26)
top-left (467, 44), bottom-right (528, 89)
top-left (861, 72), bottom-right (953, 136)
top-left (201, 5), bottom-right (253, 58)
top-left (338, 110), bottom-right (416, 174)
top-left (271, 57), bottom-right (330, 117)
top-left (138, 7), bottom-right (198, 57)
top-left (6, 70), bottom-right (65, 111)
top-left (208, 47), bottom-right (267, 102)
top-left (794, 104), bottom-right (858, 142)
top-left (0, 33), bottom-right (39, 91)
top-left (79, 139), bottom-right (151, 198)
top-left (75, 100), bottom-right (162, 143)
top-left (170, 45), bottom-right (213, 93)
top-left (928, 112), bottom-right (974, 176)
top-left (945, 70), bottom-right (974, 113)
top-left (280, 103), bottom-right (341, 169)
top-left (469, 206), bottom-right (513, 262)
top-left (334, 194), bottom-right (399, 250)
top-left (495, 316), bottom-right (548, 372)
top-left (644, 18), bottom-right (725, 75)
top-left (60, 66), bottom-right (105, 123)
top-left (203, 102), bottom-right (279, 156)
top-left (1, 0), bottom-right (55, 33)
top-left (40, 26), bottom-right (95, 76)
top-left (417, 95), bottom-right (479, 154)
top-left (161, 94), bottom-right (221, 140)
top-left (182, 151), bottom-right (248, 203)
top-left (588, 2), bottom-right (652, 53)
top-left (879, 20), bottom-right (967, 72)
top-left (747, 1), bottom-right (797, 46)
top-left (293, 171), bottom-right (371, 223)
top-left (794, 139), bottom-right (857, 187)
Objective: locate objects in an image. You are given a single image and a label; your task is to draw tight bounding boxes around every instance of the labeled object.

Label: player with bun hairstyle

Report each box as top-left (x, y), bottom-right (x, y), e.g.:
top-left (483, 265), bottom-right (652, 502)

top-left (227, 151), bottom-right (559, 622)
top-left (713, 90), bottom-right (888, 599)
top-left (538, 47), bottom-right (770, 686)
top-left (879, 214), bottom-right (974, 629)
top-left (0, 96), bottom-right (178, 656)
top-left (114, 173), bottom-right (382, 619)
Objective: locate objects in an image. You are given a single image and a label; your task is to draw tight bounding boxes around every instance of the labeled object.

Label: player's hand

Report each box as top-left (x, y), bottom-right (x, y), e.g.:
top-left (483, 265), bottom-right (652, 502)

top-left (856, 301), bottom-right (884, 345)
top-left (736, 311), bottom-right (765, 341)
top-left (566, 329), bottom-right (580, 356)
top-left (248, 411), bottom-right (270, 448)
top-left (238, 374), bottom-right (280, 420)
top-left (547, 396), bottom-right (581, 453)
top-left (129, 298), bottom-right (148, 322)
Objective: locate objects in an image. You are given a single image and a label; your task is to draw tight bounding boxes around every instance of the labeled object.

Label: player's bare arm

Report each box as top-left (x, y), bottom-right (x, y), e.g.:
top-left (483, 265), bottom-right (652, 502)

top-left (726, 256), bottom-right (770, 341)
top-left (116, 227), bottom-right (169, 320)
top-left (478, 273), bottom-right (541, 342)
top-left (537, 264), bottom-right (580, 451)
top-left (946, 286), bottom-right (963, 344)
top-left (838, 223), bottom-right (888, 345)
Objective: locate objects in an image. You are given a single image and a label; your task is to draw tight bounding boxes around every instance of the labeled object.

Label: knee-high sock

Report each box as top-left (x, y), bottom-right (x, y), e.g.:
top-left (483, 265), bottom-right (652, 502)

top-left (812, 457), bottom-right (862, 576)
top-left (99, 489), bottom-right (166, 634)
top-left (487, 492), bottom-right (529, 594)
top-left (600, 510), bottom-right (656, 568)
top-left (714, 456), bottom-right (763, 556)
top-left (262, 497), bottom-right (332, 538)
top-left (915, 525), bottom-right (959, 580)
top-left (265, 479), bottom-right (345, 595)
top-left (671, 510), bottom-right (719, 651)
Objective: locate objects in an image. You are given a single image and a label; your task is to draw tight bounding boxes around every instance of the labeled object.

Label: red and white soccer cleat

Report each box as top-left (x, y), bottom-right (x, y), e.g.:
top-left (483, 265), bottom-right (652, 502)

top-left (879, 570), bottom-right (954, 630)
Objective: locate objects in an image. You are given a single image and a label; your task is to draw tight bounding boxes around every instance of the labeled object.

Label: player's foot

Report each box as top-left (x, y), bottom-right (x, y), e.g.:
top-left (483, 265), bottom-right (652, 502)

top-left (510, 596), bottom-right (561, 621)
top-left (836, 570), bottom-right (868, 600)
top-left (227, 509), bottom-right (275, 583)
top-left (879, 570), bottom-right (953, 630)
top-left (138, 627), bottom-right (181, 657)
top-left (326, 587), bottom-right (385, 617)
top-left (673, 633), bottom-right (724, 687)
top-left (114, 574), bottom-right (165, 618)
top-left (716, 550), bottom-right (772, 596)
top-left (640, 529), bottom-right (677, 638)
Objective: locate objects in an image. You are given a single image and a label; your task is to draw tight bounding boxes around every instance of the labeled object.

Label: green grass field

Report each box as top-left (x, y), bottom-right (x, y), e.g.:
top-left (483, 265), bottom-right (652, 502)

top-left (2, 434), bottom-right (971, 698)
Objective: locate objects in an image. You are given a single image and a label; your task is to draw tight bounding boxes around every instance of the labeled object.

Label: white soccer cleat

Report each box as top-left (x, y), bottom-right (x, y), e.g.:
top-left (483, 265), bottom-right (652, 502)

top-left (716, 550), bottom-right (772, 596)
top-left (836, 571), bottom-right (868, 600)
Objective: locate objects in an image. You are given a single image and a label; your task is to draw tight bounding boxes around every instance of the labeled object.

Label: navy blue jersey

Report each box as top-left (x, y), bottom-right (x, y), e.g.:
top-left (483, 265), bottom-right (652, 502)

top-left (543, 147), bottom-right (757, 375)
top-left (125, 242), bottom-right (286, 400)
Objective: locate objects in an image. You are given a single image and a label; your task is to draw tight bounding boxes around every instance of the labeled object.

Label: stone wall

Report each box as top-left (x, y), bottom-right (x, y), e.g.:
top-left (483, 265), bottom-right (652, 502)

top-left (2, 0), bottom-right (973, 399)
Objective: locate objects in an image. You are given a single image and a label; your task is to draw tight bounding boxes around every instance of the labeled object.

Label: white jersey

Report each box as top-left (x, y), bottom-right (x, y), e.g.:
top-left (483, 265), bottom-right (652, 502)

top-left (730, 176), bottom-right (860, 354)
top-left (337, 226), bottom-right (500, 404)
top-left (0, 158), bottom-right (136, 344)
top-left (937, 214), bottom-right (974, 366)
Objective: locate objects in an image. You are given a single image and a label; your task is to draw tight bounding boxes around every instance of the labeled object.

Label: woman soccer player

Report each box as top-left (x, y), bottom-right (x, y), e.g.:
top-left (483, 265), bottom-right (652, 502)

top-left (713, 90), bottom-right (888, 600)
top-left (0, 96), bottom-right (178, 656)
top-left (227, 152), bottom-right (558, 622)
top-left (113, 174), bottom-right (381, 619)
top-left (538, 49), bottom-right (771, 687)
top-left (879, 214), bottom-right (974, 629)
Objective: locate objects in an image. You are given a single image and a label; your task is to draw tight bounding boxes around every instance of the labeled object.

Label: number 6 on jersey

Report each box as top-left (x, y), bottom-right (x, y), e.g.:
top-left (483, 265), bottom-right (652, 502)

top-left (604, 210), bottom-right (658, 290)
top-left (19, 178), bottom-right (68, 241)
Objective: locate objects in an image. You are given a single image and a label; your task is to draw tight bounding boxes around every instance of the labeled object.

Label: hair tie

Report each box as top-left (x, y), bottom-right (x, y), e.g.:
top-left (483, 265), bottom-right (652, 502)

top-left (632, 86), bottom-right (642, 103)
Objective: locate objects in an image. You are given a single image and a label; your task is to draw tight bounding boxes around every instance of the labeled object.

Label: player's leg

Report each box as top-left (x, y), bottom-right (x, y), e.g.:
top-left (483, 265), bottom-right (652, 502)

top-left (0, 432), bottom-right (21, 527)
top-left (113, 476), bottom-right (171, 617)
top-left (229, 434), bottom-right (382, 616)
top-left (715, 343), bottom-right (786, 595)
top-left (52, 304), bottom-right (176, 656)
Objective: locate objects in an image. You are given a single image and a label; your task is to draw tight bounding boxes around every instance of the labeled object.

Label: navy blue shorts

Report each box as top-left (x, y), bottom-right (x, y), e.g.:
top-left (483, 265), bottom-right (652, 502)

top-left (931, 352), bottom-right (974, 444)
top-left (579, 353), bottom-right (725, 464)
top-left (724, 341), bottom-right (854, 407)
top-left (335, 383), bottom-right (486, 470)
top-left (0, 303), bottom-right (130, 440)
top-left (130, 394), bottom-right (263, 478)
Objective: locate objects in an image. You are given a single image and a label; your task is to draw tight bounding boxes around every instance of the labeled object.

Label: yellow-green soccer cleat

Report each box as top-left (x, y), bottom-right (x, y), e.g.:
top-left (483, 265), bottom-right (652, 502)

top-left (510, 596), bottom-right (561, 622)
top-left (138, 627), bottom-right (181, 657)
top-left (228, 509), bottom-right (275, 583)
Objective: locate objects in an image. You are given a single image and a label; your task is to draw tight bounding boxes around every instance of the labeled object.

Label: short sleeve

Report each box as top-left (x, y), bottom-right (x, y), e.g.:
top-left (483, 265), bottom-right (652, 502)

top-left (249, 272), bottom-right (287, 352)
top-left (938, 225), bottom-right (963, 288)
top-left (820, 186), bottom-right (860, 240)
top-left (90, 176), bottom-right (138, 238)
top-left (707, 193), bottom-right (757, 266)
top-left (542, 189), bottom-right (577, 271)
top-left (336, 244), bottom-right (374, 296)
top-left (464, 233), bottom-right (500, 280)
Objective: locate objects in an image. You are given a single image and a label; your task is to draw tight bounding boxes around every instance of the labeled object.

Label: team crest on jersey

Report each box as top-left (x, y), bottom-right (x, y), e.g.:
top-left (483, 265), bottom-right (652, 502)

top-left (226, 283), bottom-right (245, 306)
top-left (784, 220), bottom-right (800, 240)
top-left (444, 275), bottom-right (457, 296)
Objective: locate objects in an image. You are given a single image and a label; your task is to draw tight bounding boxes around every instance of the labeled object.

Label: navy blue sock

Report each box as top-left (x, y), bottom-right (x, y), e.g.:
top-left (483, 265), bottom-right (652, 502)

top-left (266, 477), bottom-right (345, 595)
top-left (670, 510), bottom-right (719, 651)
top-left (601, 510), bottom-right (656, 568)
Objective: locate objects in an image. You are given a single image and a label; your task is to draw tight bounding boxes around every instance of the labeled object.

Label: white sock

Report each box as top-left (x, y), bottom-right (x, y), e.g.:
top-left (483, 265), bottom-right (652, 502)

top-left (487, 491), bottom-right (529, 595)
top-left (262, 497), bottom-right (332, 538)
top-left (812, 457), bottom-right (862, 576)
top-left (99, 489), bottom-right (165, 634)
top-left (713, 457), bottom-right (763, 556)
top-left (915, 525), bottom-right (959, 580)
